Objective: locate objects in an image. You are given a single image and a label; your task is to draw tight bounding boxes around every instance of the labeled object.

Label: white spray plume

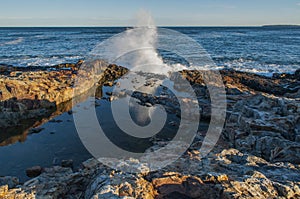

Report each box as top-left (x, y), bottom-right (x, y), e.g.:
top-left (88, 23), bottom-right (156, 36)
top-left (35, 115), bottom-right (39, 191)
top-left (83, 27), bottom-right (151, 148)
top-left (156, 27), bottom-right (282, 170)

top-left (106, 10), bottom-right (171, 75)
top-left (135, 9), bottom-right (155, 28)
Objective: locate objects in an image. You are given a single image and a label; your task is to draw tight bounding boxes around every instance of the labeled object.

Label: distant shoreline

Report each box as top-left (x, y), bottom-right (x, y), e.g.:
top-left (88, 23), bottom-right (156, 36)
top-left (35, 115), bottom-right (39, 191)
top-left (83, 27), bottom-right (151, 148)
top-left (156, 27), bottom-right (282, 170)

top-left (262, 24), bottom-right (300, 28)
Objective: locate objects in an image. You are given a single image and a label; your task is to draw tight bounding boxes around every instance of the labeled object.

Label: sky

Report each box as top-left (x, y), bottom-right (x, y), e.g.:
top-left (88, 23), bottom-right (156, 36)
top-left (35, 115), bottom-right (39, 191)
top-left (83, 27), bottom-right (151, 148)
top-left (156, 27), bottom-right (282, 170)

top-left (0, 0), bottom-right (299, 27)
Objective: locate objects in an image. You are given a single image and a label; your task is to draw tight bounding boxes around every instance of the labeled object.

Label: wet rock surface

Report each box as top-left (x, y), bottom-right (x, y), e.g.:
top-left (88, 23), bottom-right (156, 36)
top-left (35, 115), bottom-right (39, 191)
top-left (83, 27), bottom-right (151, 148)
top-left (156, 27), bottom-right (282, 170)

top-left (0, 63), bottom-right (299, 198)
top-left (25, 166), bottom-right (43, 178)
top-left (2, 146), bottom-right (300, 198)
top-left (0, 176), bottom-right (19, 189)
top-left (224, 95), bottom-right (300, 164)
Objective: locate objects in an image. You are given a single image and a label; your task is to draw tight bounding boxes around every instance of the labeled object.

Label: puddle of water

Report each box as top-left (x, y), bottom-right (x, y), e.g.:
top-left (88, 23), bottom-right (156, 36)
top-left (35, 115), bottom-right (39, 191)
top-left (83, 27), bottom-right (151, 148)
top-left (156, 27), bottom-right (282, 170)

top-left (0, 109), bottom-right (91, 182)
top-left (0, 85), bottom-right (187, 182)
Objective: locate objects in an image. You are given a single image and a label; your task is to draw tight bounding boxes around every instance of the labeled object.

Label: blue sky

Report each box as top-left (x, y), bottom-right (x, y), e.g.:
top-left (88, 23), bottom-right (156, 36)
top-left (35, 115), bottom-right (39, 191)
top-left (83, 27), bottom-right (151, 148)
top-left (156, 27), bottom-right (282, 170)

top-left (0, 0), bottom-right (299, 26)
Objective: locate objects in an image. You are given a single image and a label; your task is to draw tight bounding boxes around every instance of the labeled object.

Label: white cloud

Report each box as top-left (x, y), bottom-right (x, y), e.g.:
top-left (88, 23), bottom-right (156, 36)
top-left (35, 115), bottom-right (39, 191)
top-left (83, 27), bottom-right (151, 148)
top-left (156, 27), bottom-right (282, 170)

top-left (297, 2), bottom-right (300, 6)
top-left (0, 17), bottom-right (33, 20)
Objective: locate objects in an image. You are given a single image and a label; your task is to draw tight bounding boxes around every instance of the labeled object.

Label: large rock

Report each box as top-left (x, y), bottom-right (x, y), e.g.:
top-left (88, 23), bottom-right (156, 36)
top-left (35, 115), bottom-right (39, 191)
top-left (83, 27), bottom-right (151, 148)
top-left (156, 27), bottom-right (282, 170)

top-left (0, 61), bottom-right (127, 130)
top-left (224, 95), bottom-right (300, 164)
top-left (26, 166), bottom-right (42, 178)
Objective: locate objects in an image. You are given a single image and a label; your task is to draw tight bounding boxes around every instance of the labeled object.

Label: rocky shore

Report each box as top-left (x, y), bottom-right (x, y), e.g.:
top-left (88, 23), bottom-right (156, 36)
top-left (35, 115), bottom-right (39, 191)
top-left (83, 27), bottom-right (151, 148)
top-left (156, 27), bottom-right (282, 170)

top-left (0, 60), bottom-right (127, 146)
top-left (0, 62), bottom-right (299, 198)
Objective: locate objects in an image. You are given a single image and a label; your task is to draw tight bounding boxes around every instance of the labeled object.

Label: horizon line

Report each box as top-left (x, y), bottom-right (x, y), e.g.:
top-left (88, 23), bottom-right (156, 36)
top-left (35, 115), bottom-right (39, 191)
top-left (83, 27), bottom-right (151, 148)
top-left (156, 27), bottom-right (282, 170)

top-left (0, 24), bottom-right (299, 28)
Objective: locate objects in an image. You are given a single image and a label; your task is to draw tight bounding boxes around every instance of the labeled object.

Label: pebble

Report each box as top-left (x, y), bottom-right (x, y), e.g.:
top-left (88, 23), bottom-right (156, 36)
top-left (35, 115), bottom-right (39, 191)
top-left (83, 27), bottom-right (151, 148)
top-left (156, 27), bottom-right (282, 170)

top-left (61, 159), bottom-right (74, 169)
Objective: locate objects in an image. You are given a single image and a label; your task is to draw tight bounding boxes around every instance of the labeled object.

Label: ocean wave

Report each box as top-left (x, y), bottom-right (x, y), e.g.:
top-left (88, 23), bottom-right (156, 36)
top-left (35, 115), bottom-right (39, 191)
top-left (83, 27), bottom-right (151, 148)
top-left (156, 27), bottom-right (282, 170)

top-left (220, 61), bottom-right (300, 77)
top-left (0, 37), bottom-right (24, 46)
top-left (0, 55), bottom-right (83, 67)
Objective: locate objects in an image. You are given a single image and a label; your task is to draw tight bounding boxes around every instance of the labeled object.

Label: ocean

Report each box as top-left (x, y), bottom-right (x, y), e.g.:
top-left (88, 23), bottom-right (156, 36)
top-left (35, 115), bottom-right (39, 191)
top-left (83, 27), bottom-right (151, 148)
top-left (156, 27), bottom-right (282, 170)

top-left (0, 27), bottom-right (299, 76)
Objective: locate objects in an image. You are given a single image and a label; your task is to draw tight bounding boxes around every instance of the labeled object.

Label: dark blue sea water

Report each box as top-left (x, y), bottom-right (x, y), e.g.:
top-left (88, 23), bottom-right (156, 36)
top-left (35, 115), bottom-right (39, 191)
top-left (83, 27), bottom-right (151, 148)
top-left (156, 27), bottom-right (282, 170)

top-left (0, 27), bottom-right (299, 76)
